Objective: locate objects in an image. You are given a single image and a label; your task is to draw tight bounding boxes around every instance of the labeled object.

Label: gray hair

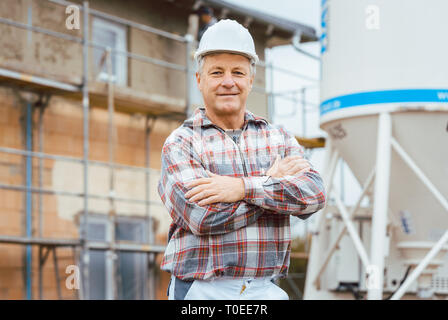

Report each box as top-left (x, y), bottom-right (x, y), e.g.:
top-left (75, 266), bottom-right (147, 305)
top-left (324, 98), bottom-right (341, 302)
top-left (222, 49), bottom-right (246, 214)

top-left (196, 53), bottom-right (256, 77)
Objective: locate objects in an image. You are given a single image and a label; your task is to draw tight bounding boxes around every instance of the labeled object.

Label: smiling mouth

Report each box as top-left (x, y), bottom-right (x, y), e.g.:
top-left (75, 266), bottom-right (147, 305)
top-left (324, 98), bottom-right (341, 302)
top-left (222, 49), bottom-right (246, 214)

top-left (217, 93), bottom-right (239, 96)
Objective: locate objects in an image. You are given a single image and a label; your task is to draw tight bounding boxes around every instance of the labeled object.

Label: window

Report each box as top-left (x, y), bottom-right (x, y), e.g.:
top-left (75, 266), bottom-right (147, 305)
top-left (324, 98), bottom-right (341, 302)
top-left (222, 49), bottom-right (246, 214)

top-left (83, 215), bottom-right (150, 300)
top-left (92, 17), bottom-right (127, 86)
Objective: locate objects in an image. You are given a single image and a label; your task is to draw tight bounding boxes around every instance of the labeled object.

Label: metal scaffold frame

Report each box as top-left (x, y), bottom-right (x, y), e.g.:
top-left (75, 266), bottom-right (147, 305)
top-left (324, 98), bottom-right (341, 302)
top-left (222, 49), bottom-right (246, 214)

top-left (0, 0), bottom-right (321, 300)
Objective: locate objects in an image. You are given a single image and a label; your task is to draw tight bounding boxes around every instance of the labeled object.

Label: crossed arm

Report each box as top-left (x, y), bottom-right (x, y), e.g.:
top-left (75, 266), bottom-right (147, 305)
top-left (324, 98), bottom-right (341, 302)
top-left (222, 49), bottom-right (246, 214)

top-left (158, 132), bottom-right (326, 236)
top-left (185, 155), bottom-right (311, 206)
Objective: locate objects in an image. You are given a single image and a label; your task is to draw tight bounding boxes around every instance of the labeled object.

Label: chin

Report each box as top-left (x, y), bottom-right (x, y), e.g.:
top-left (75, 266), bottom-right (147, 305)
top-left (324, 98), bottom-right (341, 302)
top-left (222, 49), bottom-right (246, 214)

top-left (215, 103), bottom-right (243, 115)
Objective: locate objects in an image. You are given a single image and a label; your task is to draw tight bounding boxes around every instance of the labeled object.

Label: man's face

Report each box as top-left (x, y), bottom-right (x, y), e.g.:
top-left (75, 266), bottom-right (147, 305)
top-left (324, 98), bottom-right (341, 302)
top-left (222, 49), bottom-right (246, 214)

top-left (200, 14), bottom-right (212, 24)
top-left (196, 53), bottom-right (254, 118)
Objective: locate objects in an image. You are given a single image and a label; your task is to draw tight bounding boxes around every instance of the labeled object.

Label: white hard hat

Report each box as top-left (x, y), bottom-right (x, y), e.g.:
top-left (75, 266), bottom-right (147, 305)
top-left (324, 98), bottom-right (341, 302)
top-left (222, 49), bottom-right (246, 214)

top-left (194, 19), bottom-right (259, 64)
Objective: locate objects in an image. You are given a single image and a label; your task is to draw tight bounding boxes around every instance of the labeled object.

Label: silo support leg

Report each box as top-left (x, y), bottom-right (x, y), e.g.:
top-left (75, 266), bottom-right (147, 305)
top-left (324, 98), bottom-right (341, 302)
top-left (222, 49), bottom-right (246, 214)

top-left (312, 167), bottom-right (375, 289)
top-left (390, 230), bottom-right (448, 300)
top-left (391, 138), bottom-right (448, 213)
top-left (333, 187), bottom-right (371, 269)
top-left (304, 143), bottom-right (339, 297)
top-left (367, 112), bottom-right (392, 300)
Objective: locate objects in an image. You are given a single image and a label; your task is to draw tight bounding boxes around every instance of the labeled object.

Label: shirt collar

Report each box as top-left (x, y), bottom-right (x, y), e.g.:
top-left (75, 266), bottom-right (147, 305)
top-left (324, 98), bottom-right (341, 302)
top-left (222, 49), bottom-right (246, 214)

top-left (183, 107), bottom-right (268, 129)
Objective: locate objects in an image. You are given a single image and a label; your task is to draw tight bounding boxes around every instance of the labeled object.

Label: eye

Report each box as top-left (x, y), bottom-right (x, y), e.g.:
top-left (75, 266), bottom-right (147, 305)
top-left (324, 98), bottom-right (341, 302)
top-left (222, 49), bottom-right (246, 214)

top-left (211, 71), bottom-right (222, 75)
top-left (233, 71), bottom-right (245, 76)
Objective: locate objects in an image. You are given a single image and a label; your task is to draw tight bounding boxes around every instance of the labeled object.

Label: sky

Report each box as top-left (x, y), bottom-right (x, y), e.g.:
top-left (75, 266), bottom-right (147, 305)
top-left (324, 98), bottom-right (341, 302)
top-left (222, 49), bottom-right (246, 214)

top-left (224, 0), bottom-right (366, 237)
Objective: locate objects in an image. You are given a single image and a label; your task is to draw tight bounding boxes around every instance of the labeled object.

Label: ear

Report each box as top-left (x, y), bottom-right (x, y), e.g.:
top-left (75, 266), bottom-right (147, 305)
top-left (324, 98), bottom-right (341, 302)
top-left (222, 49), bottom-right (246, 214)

top-left (196, 72), bottom-right (202, 90)
top-left (249, 74), bottom-right (254, 89)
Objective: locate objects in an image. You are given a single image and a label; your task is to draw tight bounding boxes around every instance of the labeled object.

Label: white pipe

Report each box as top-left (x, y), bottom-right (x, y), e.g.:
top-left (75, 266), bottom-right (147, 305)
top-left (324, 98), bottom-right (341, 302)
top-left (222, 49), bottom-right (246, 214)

top-left (391, 138), bottom-right (448, 213)
top-left (368, 112), bottom-right (392, 300)
top-left (390, 230), bottom-right (448, 300)
top-left (292, 32), bottom-right (321, 61)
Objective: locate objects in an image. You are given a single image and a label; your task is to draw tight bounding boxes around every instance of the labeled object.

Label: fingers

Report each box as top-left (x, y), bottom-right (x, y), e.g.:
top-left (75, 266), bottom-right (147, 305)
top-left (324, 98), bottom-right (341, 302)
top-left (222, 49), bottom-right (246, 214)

top-left (282, 155), bottom-right (303, 163)
top-left (283, 158), bottom-right (309, 172)
top-left (297, 167), bottom-right (312, 174)
top-left (285, 161), bottom-right (311, 176)
top-left (282, 159), bottom-right (298, 172)
top-left (205, 170), bottom-right (217, 177)
top-left (186, 177), bottom-right (211, 188)
top-left (198, 195), bottom-right (221, 206)
top-left (185, 170), bottom-right (218, 189)
top-left (186, 187), bottom-right (216, 203)
top-left (265, 154), bottom-right (281, 176)
top-left (185, 184), bottom-right (207, 199)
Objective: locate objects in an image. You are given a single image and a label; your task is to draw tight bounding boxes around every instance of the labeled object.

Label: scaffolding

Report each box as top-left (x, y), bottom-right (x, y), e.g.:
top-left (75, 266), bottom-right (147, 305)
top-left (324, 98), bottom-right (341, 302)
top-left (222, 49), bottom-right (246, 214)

top-left (0, 0), bottom-right (322, 299)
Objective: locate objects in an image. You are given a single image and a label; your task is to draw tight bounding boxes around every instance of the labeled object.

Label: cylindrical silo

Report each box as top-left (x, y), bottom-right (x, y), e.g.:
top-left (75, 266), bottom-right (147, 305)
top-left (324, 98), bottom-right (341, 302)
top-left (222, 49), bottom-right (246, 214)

top-left (305, 0), bottom-right (448, 300)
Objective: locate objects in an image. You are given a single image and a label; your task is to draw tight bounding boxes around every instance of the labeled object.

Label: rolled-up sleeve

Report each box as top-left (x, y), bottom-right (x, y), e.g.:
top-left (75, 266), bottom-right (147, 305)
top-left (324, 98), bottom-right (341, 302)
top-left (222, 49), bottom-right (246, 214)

top-left (242, 128), bottom-right (326, 220)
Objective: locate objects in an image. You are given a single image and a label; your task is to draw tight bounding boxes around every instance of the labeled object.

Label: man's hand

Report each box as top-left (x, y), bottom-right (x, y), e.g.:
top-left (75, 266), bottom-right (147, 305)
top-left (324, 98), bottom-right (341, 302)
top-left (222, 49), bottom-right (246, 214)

top-left (185, 170), bottom-right (245, 206)
top-left (265, 155), bottom-right (311, 178)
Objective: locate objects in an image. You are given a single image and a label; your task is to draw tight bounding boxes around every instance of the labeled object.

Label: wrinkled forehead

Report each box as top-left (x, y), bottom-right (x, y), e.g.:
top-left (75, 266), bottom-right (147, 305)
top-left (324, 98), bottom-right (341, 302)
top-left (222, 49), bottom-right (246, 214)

top-left (202, 52), bottom-right (251, 70)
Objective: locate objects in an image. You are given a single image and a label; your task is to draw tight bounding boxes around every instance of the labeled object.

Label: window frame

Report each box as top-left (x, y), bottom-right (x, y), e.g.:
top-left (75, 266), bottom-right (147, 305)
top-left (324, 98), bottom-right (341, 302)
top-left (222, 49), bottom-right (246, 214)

top-left (92, 17), bottom-right (128, 86)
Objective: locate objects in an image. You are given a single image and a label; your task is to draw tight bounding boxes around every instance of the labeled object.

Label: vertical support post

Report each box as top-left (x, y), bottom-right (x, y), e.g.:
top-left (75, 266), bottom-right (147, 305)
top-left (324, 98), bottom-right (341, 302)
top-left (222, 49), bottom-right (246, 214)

top-left (300, 87), bottom-right (309, 252)
top-left (367, 112), bottom-right (392, 300)
top-left (106, 47), bottom-right (117, 300)
top-left (340, 158), bottom-right (345, 202)
top-left (81, 0), bottom-right (90, 301)
top-left (145, 115), bottom-right (156, 300)
top-left (301, 87), bottom-right (306, 137)
top-left (52, 247), bottom-right (62, 300)
top-left (304, 140), bottom-right (338, 298)
top-left (185, 34), bottom-right (193, 118)
top-left (37, 103), bottom-right (45, 300)
top-left (268, 59), bottom-right (275, 122)
top-left (27, 0), bottom-right (32, 45)
top-left (72, 246), bottom-right (80, 299)
top-left (38, 245), bottom-right (43, 299)
top-left (25, 101), bottom-right (33, 300)
top-left (38, 246), bottom-right (51, 300)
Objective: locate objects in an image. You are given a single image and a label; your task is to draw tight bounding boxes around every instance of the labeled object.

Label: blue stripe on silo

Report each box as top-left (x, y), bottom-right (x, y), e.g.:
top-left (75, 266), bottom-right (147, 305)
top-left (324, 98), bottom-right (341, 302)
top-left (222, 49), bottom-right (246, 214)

top-left (320, 89), bottom-right (448, 115)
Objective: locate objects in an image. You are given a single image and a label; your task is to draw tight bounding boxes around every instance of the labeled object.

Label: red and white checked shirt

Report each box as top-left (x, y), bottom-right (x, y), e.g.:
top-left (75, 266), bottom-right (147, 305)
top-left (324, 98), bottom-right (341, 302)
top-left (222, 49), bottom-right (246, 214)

top-left (158, 107), bottom-right (326, 280)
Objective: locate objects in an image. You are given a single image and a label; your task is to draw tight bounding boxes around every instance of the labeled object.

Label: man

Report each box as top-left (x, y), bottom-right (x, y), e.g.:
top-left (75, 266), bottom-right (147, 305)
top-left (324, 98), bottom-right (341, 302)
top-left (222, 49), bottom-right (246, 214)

top-left (196, 6), bottom-right (217, 41)
top-left (158, 19), bottom-right (326, 300)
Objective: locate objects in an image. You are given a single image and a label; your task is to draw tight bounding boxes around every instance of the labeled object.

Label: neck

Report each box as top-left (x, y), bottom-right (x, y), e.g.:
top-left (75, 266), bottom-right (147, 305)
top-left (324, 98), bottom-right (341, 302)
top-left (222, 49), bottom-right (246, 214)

top-left (205, 108), bottom-right (245, 130)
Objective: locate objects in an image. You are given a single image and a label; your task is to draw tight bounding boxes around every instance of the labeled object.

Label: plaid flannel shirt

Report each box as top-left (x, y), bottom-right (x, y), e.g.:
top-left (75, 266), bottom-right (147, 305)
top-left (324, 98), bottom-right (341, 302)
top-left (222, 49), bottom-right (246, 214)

top-left (158, 107), bottom-right (326, 280)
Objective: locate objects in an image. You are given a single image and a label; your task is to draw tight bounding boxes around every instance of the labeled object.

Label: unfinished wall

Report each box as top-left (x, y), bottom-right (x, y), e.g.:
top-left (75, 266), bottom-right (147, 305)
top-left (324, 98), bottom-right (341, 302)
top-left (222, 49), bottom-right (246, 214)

top-left (0, 0), bottom-right (269, 118)
top-left (0, 87), bottom-right (78, 299)
top-left (47, 95), bottom-right (178, 239)
top-left (0, 0), bottom-right (83, 84)
top-left (0, 87), bottom-right (178, 299)
top-left (0, 0), bottom-right (27, 65)
top-left (130, 28), bottom-right (187, 102)
top-left (74, 0), bottom-right (191, 102)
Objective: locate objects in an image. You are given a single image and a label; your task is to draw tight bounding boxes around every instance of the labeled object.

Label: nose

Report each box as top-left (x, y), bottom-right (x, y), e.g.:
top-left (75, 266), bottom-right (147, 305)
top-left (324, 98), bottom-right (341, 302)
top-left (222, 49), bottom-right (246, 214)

top-left (221, 72), bottom-right (235, 88)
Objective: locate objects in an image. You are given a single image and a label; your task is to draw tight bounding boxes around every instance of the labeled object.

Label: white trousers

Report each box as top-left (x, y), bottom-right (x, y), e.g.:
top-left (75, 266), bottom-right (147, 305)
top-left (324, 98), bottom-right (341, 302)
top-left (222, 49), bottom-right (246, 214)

top-left (168, 275), bottom-right (289, 300)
